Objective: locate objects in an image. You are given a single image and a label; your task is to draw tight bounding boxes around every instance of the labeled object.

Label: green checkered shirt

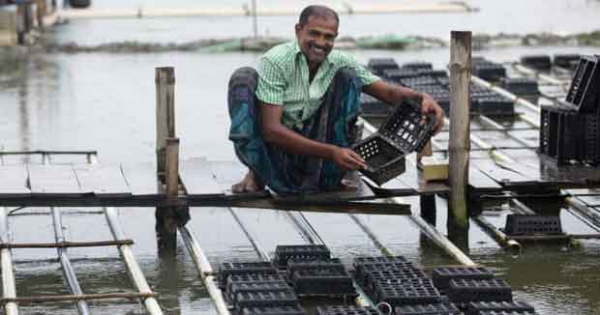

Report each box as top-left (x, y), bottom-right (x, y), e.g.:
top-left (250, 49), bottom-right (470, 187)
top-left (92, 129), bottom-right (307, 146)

top-left (256, 41), bottom-right (380, 129)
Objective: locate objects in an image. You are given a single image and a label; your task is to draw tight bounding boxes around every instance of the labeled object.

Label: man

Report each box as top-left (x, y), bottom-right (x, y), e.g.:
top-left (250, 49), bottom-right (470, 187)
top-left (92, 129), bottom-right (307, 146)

top-left (228, 5), bottom-right (444, 195)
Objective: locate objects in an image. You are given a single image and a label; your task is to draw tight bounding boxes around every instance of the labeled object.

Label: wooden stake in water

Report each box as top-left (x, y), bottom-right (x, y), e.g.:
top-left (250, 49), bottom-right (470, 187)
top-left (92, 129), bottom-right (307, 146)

top-left (155, 67), bottom-right (175, 175)
top-left (449, 31), bottom-right (471, 229)
top-left (155, 67), bottom-right (178, 254)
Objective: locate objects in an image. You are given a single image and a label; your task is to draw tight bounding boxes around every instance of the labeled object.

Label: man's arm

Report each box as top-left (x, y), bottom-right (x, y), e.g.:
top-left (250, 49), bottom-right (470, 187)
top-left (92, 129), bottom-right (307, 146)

top-left (363, 80), bottom-right (445, 133)
top-left (260, 103), bottom-right (366, 171)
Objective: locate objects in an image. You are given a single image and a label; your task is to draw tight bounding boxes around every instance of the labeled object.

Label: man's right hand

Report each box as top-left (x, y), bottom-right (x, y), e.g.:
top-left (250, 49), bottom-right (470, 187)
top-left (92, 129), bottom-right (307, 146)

top-left (332, 147), bottom-right (367, 171)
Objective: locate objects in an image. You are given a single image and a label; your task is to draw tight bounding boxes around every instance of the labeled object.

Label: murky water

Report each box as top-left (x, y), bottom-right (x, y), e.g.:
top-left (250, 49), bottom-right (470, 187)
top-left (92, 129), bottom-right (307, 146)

top-left (2, 0), bottom-right (600, 314)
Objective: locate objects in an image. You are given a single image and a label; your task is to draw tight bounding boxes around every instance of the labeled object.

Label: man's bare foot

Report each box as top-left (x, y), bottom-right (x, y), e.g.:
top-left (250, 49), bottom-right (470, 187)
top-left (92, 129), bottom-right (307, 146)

top-left (231, 170), bottom-right (265, 193)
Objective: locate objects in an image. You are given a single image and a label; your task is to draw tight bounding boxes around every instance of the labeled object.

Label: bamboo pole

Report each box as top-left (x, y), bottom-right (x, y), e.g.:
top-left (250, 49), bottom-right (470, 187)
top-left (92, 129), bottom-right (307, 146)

top-left (0, 207), bottom-right (18, 315)
top-left (449, 31), bottom-right (472, 229)
top-left (0, 240), bottom-right (133, 249)
top-left (0, 292), bottom-right (156, 305)
top-left (179, 226), bottom-right (230, 315)
top-left (104, 207), bottom-right (163, 315)
top-left (473, 215), bottom-right (521, 254)
top-left (155, 67), bottom-right (175, 175)
top-left (51, 207), bottom-right (90, 315)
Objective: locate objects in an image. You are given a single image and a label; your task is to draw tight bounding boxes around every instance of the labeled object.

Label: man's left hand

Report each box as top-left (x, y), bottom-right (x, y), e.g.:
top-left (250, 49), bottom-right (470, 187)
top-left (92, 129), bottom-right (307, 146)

top-left (421, 93), bottom-right (445, 134)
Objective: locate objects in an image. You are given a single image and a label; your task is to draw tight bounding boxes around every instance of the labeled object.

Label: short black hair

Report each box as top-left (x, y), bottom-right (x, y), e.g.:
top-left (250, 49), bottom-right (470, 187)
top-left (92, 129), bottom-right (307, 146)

top-left (298, 5), bottom-right (339, 27)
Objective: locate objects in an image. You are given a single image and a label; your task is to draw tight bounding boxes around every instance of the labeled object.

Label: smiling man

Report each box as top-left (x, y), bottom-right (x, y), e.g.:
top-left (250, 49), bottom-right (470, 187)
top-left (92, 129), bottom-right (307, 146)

top-left (228, 5), bottom-right (444, 195)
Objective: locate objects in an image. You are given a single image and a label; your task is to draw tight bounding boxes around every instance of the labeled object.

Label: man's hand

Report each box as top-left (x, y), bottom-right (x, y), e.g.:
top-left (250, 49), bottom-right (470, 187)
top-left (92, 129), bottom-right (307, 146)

top-left (421, 93), bottom-right (445, 134)
top-left (332, 147), bottom-right (367, 171)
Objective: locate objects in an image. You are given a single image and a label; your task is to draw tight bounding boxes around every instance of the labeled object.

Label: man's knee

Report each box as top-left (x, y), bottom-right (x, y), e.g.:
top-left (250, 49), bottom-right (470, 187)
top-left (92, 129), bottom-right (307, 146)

top-left (229, 67), bottom-right (259, 92)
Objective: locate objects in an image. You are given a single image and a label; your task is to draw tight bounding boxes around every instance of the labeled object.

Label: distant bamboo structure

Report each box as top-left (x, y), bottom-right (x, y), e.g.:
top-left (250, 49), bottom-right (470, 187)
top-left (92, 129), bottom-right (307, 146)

top-left (57, 2), bottom-right (475, 20)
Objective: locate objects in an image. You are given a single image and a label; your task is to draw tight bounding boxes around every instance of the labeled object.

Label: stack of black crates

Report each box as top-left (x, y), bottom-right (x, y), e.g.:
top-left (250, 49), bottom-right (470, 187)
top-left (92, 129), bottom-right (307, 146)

top-left (363, 58), bottom-right (515, 118)
top-left (431, 266), bottom-right (539, 315)
top-left (274, 245), bottom-right (355, 298)
top-left (539, 55), bottom-right (600, 165)
top-left (353, 256), bottom-right (455, 314)
top-left (218, 261), bottom-right (304, 315)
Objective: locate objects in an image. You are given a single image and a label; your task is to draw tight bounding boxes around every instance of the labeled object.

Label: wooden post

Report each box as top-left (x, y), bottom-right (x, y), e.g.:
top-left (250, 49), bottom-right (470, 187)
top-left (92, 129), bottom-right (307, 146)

top-left (155, 67), bottom-right (177, 256)
top-left (448, 31), bottom-right (471, 229)
top-left (36, 0), bottom-right (47, 31)
top-left (16, 3), bottom-right (25, 45)
top-left (0, 8), bottom-right (18, 46)
top-left (165, 138), bottom-right (180, 199)
top-left (155, 67), bottom-right (175, 176)
top-left (156, 138), bottom-right (179, 255)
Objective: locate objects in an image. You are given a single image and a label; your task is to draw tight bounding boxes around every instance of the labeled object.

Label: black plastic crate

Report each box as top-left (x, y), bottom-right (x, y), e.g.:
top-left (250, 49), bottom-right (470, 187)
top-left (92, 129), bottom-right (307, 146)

top-left (499, 78), bottom-right (540, 96)
top-left (226, 274), bottom-right (288, 294)
top-left (431, 267), bottom-right (494, 291)
top-left (287, 259), bottom-right (344, 274)
top-left (273, 245), bottom-right (330, 268)
top-left (317, 306), bottom-right (381, 315)
top-left (584, 115), bottom-right (600, 164)
top-left (464, 301), bottom-right (535, 315)
top-left (291, 268), bottom-right (355, 296)
top-left (539, 104), bottom-right (585, 164)
top-left (354, 261), bottom-right (422, 286)
top-left (353, 98), bottom-right (434, 185)
top-left (351, 134), bottom-right (407, 185)
top-left (354, 256), bottom-right (408, 265)
top-left (395, 303), bottom-right (460, 315)
top-left (243, 305), bottom-right (306, 315)
top-left (368, 58), bottom-right (400, 75)
top-left (361, 93), bottom-right (393, 118)
top-left (478, 312), bottom-right (538, 315)
top-left (229, 282), bottom-right (293, 304)
top-left (399, 76), bottom-right (440, 88)
top-left (412, 84), bottom-right (449, 97)
top-left (236, 291), bottom-right (299, 310)
top-left (447, 279), bottom-right (512, 303)
top-left (521, 55), bottom-right (552, 71)
top-left (472, 96), bottom-right (515, 116)
top-left (362, 267), bottom-right (429, 291)
top-left (218, 262), bottom-right (278, 288)
top-left (504, 214), bottom-right (562, 236)
top-left (402, 62), bottom-right (433, 71)
top-left (565, 55), bottom-right (600, 113)
top-left (384, 68), bottom-right (419, 81)
top-left (473, 62), bottom-right (507, 81)
top-left (416, 69), bottom-right (448, 78)
top-left (554, 54), bottom-right (580, 70)
top-left (373, 280), bottom-right (441, 307)
top-left (379, 99), bottom-right (436, 153)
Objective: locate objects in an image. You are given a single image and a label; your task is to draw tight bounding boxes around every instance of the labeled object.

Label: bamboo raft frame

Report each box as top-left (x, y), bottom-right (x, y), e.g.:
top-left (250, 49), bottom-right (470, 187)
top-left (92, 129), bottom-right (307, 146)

top-left (1, 51), bottom-right (600, 315)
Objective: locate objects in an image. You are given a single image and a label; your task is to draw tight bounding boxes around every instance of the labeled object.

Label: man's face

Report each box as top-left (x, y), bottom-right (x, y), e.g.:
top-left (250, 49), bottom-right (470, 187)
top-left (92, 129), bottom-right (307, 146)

top-left (295, 15), bottom-right (339, 68)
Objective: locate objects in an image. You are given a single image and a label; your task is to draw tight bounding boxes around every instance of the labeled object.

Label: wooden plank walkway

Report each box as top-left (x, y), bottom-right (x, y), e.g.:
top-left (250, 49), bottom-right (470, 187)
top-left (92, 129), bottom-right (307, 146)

top-left (2, 156), bottom-right (600, 206)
